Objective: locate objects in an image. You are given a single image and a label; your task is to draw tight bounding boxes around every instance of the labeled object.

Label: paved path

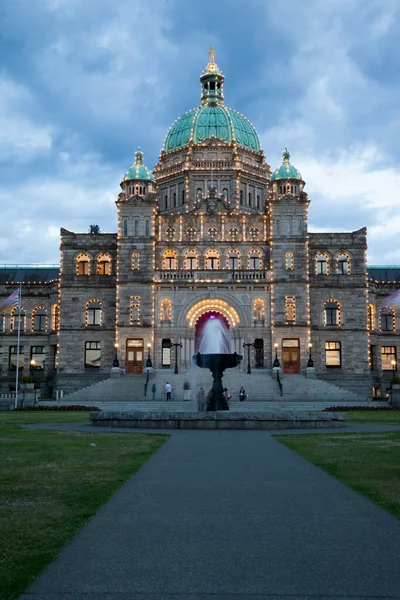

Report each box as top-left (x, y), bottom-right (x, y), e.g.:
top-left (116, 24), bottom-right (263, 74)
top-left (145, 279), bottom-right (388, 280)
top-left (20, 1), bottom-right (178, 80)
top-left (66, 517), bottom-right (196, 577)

top-left (20, 426), bottom-right (400, 600)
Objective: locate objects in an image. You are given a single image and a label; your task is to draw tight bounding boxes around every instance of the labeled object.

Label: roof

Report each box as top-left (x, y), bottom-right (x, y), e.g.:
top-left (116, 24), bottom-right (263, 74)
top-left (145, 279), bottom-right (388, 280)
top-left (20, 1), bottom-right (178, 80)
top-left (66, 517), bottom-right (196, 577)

top-left (123, 148), bottom-right (154, 183)
top-left (367, 266), bottom-right (400, 283)
top-left (0, 266), bottom-right (60, 284)
top-left (271, 147), bottom-right (302, 181)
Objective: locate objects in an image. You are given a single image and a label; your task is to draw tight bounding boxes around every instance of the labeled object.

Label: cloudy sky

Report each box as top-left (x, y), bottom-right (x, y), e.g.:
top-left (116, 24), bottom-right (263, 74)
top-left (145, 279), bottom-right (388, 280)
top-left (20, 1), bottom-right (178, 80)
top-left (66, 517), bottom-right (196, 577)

top-left (0, 0), bottom-right (399, 265)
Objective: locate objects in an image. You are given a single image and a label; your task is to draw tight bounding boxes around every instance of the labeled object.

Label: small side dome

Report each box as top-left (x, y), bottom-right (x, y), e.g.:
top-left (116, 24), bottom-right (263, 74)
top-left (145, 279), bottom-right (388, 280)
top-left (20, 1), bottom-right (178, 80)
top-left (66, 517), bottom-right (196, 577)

top-left (123, 148), bottom-right (154, 182)
top-left (271, 147), bottom-right (302, 181)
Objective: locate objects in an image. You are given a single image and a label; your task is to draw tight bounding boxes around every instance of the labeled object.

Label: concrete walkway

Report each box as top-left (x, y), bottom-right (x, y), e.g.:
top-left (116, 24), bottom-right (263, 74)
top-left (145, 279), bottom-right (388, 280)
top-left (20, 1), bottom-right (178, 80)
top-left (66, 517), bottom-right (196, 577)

top-left (20, 426), bottom-right (400, 600)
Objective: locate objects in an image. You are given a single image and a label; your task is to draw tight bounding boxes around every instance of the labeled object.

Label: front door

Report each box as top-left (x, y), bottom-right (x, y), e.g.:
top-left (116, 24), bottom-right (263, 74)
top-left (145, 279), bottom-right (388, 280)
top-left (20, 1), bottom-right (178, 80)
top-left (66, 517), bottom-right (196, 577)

top-left (126, 339), bottom-right (144, 374)
top-left (282, 339), bottom-right (300, 374)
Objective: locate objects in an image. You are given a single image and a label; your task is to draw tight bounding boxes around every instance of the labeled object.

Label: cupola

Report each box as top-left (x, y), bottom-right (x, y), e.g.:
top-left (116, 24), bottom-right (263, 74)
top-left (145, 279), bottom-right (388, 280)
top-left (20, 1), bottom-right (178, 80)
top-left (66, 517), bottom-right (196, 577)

top-left (200, 45), bottom-right (225, 105)
top-left (121, 147), bottom-right (155, 198)
top-left (271, 148), bottom-right (304, 196)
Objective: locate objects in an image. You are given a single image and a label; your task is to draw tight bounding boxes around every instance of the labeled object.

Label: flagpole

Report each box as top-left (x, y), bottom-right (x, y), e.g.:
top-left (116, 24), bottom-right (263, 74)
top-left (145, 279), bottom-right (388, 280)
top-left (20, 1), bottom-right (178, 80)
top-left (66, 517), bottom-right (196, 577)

top-left (14, 283), bottom-right (22, 410)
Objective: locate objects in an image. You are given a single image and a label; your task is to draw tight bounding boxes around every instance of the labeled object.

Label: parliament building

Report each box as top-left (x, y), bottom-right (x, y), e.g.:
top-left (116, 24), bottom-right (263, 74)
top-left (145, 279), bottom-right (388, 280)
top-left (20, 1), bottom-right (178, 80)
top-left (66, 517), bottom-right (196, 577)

top-left (0, 50), bottom-right (399, 398)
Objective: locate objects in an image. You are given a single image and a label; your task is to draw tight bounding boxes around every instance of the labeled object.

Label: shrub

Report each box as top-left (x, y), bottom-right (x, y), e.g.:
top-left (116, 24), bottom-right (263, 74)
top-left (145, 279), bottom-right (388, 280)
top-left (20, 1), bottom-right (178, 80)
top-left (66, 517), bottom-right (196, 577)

top-left (21, 375), bottom-right (33, 384)
top-left (15, 405), bottom-right (100, 411)
top-left (324, 406), bottom-right (399, 412)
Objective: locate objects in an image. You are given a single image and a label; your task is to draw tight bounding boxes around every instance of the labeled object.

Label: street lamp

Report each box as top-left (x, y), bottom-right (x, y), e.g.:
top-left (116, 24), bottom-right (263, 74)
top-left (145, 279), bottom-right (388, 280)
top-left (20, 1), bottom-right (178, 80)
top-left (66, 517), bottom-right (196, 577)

top-left (144, 343), bottom-right (153, 397)
top-left (391, 359), bottom-right (397, 380)
top-left (30, 359), bottom-right (36, 374)
top-left (113, 343), bottom-right (119, 367)
top-left (243, 342), bottom-right (252, 374)
top-left (171, 341), bottom-right (182, 374)
top-left (307, 343), bottom-right (314, 368)
top-left (273, 342), bottom-right (280, 367)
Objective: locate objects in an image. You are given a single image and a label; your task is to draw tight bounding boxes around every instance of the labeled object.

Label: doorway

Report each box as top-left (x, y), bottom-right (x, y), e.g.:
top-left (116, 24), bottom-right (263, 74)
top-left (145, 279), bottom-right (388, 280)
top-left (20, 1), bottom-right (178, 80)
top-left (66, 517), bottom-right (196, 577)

top-left (254, 339), bottom-right (264, 367)
top-left (282, 339), bottom-right (300, 374)
top-left (126, 339), bottom-right (144, 374)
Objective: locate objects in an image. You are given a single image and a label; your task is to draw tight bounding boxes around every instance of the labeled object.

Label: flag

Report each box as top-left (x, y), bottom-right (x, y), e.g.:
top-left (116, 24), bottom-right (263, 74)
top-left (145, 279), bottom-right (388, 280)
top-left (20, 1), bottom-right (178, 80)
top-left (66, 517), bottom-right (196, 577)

top-left (0, 288), bottom-right (19, 313)
top-left (380, 288), bottom-right (400, 308)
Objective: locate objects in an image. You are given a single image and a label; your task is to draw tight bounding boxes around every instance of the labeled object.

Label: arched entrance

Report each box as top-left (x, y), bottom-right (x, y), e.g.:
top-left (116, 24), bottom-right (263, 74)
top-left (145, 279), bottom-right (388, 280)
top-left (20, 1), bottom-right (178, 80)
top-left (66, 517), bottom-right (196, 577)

top-left (194, 311), bottom-right (230, 352)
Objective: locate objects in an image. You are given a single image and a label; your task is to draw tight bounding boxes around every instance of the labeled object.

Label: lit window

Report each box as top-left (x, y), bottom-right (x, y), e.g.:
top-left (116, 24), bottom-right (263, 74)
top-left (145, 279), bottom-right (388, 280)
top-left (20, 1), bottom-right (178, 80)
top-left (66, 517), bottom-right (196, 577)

top-left (187, 227), bottom-right (196, 241)
top-left (285, 253), bottom-right (294, 270)
top-left (337, 253), bottom-right (350, 274)
top-left (97, 254), bottom-right (111, 275)
top-left (229, 228), bottom-right (239, 240)
top-left (76, 254), bottom-right (90, 276)
top-left (160, 299), bottom-right (172, 322)
top-left (196, 188), bottom-right (202, 199)
top-left (285, 296), bottom-right (296, 324)
top-left (254, 299), bottom-right (264, 322)
top-left (51, 304), bottom-right (60, 331)
top-left (208, 227), bottom-right (218, 240)
top-left (30, 346), bottom-right (45, 370)
top-left (222, 188), bottom-right (228, 200)
top-left (86, 300), bottom-right (102, 326)
top-left (380, 308), bottom-right (395, 332)
top-left (324, 300), bottom-right (341, 326)
top-left (130, 296), bottom-right (141, 324)
top-left (205, 249), bottom-right (220, 270)
top-left (162, 250), bottom-right (178, 270)
top-left (132, 253), bottom-right (140, 270)
top-left (316, 254), bottom-right (329, 275)
top-left (227, 249), bottom-right (240, 270)
top-left (85, 341), bottom-right (101, 369)
top-left (32, 307), bottom-right (47, 332)
top-left (184, 250), bottom-right (198, 270)
top-left (325, 342), bottom-right (341, 367)
top-left (381, 346), bottom-right (396, 370)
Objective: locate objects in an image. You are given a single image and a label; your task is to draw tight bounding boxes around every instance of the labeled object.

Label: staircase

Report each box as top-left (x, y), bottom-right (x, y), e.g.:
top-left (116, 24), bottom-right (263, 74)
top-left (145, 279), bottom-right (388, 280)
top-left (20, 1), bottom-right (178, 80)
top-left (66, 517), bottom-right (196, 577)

top-left (54, 365), bottom-right (375, 407)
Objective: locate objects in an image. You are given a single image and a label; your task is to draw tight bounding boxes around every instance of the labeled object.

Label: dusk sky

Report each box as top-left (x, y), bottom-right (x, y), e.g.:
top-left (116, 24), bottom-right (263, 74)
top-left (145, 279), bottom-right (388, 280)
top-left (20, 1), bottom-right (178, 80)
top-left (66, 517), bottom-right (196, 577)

top-left (0, 0), bottom-right (399, 266)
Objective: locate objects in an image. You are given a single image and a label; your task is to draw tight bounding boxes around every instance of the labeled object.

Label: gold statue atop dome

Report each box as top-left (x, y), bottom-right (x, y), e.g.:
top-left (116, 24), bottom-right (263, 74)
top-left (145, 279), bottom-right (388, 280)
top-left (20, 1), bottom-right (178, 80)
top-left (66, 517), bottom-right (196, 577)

top-left (208, 45), bottom-right (216, 64)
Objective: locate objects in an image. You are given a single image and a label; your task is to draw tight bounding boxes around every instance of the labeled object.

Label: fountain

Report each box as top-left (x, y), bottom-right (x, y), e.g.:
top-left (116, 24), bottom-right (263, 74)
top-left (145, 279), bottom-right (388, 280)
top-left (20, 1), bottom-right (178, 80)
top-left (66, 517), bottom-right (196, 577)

top-left (194, 316), bottom-right (242, 411)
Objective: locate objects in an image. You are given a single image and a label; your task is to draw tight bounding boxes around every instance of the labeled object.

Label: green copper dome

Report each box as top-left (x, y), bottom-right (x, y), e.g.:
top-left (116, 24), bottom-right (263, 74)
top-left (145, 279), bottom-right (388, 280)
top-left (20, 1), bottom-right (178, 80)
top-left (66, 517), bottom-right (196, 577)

top-left (123, 148), bottom-right (154, 182)
top-left (163, 49), bottom-right (262, 153)
top-left (271, 147), bottom-right (302, 181)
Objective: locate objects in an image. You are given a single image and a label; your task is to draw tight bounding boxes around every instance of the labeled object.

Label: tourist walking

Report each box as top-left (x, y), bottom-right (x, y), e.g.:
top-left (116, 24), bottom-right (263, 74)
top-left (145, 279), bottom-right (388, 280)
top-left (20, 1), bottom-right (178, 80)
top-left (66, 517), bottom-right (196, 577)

top-left (197, 387), bottom-right (205, 411)
top-left (183, 381), bottom-right (191, 401)
top-left (165, 381), bottom-right (172, 401)
top-left (151, 383), bottom-right (156, 401)
top-left (239, 386), bottom-right (247, 402)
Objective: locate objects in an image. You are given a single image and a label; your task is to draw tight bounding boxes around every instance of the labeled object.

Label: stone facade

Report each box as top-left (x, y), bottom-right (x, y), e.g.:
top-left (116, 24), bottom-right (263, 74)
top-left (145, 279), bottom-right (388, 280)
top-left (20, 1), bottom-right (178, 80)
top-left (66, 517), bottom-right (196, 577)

top-left (0, 53), bottom-right (399, 398)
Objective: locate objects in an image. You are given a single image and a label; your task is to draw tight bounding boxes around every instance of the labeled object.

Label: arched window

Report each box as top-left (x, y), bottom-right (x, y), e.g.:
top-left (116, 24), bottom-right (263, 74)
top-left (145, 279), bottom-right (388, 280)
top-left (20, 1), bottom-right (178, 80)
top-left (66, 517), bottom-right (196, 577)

top-left (208, 227), bottom-right (218, 240)
top-left (51, 304), bottom-right (60, 331)
top-left (184, 249), bottom-right (198, 270)
top-left (162, 250), bottom-right (178, 270)
top-left (324, 299), bottom-right (341, 326)
top-left (249, 227), bottom-right (260, 239)
top-left (285, 296), bottom-right (296, 324)
top-left (132, 253), bottom-right (140, 270)
top-left (367, 304), bottom-right (376, 331)
top-left (160, 299), bottom-right (172, 323)
top-left (240, 190), bottom-right (243, 205)
top-left (227, 249), bottom-right (240, 270)
top-left (380, 307), bottom-right (396, 332)
top-left (97, 253), bottom-right (111, 276)
top-left (229, 227), bottom-right (239, 240)
top-left (337, 253), bottom-right (350, 275)
top-left (248, 249), bottom-right (262, 270)
top-left (166, 227), bottom-right (175, 240)
top-left (32, 307), bottom-right (47, 332)
top-left (86, 300), bottom-right (102, 326)
top-left (186, 227), bottom-right (196, 241)
top-left (316, 253), bottom-right (329, 275)
top-left (11, 307), bottom-right (26, 331)
top-left (205, 249), bottom-right (220, 270)
top-left (76, 253), bottom-right (91, 276)
top-left (254, 299), bottom-right (264, 323)
top-left (130, 296), bottom-right (141, 324)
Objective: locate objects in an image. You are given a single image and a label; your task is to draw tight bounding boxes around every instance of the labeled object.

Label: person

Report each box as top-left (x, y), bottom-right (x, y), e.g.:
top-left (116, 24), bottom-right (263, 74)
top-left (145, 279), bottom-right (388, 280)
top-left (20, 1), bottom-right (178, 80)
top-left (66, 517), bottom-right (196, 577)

top-left (239, 386), bottom-right (247, 402)
top-left (165, 381), bottom-right (172, 401)
top-left (223, 387), bottom-right (231, 403)
top-left (197, 387), bottom-right (205, 411)
top-left (151, 383), bottom-right (156, 401)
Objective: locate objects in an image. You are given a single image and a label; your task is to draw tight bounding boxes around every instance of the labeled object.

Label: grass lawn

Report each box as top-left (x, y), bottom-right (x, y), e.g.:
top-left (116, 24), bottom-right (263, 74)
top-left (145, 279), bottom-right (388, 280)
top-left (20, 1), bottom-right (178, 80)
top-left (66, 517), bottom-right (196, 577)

top-left (344, 410), bottom-right (400, 426)
top-left (0, 412), bottom-right (168, 600)
top-left (276, 431), bottom-right (400, 520)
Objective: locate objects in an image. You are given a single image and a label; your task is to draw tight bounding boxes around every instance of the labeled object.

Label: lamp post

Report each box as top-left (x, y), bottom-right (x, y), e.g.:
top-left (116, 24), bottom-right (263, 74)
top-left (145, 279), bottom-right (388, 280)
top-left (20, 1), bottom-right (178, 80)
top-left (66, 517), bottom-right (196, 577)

top-left (113, 343), bottom-right (119, 367)
top-left (273, 342), bottom-right (280, 367)
top-left (171, 341), bottom-right (182, 375)
top-left (30, 359), bottom-right (36, 374)
top-left (243, 342), bottom-right (252, 375)
top-left (144, 343), bottom-right (152, 397)
top-left (307, 343), bottom-right (314, 368)
top-left (391, 359), bottom-right (397, 380)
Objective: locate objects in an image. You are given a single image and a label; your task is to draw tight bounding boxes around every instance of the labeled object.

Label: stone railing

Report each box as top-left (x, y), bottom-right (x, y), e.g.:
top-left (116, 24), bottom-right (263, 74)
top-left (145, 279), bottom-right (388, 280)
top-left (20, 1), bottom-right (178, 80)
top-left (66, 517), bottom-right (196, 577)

top-left (154, 269), bottom-right (269, 282)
